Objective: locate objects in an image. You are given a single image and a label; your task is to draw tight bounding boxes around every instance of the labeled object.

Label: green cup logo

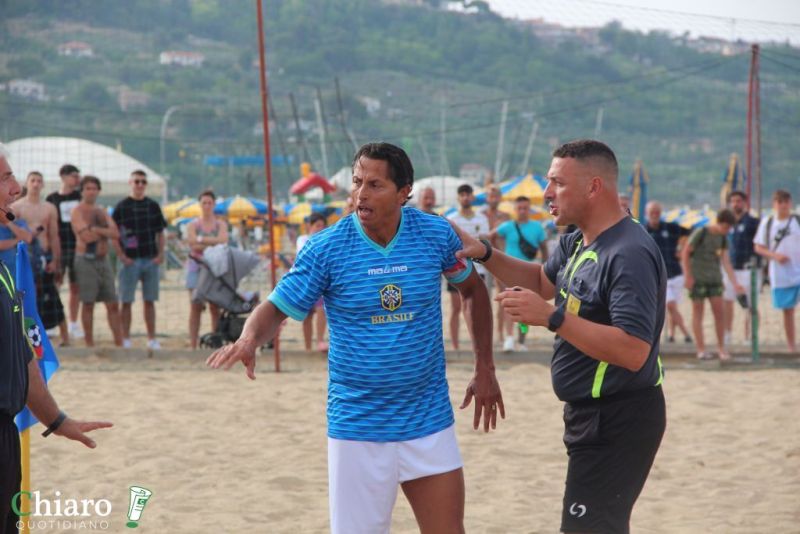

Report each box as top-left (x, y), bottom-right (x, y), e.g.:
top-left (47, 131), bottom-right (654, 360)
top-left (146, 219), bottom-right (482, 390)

top-left (125, 486), bottom-right (152, 528)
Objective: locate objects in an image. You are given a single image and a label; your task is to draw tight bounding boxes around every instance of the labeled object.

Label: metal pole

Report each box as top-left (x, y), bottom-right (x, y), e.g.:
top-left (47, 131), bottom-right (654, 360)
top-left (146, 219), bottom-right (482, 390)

top-left (494, 100), bottom-right (508, 181)
top-left (255, 0), bottom-right (280, 372)
top-left (745, 44), bottom-right (757, 208)
top-left (520, 119), bottom-right (539, 176)
top-left (160, 104), bottom-right (182, 178)
top-left (314, 93), bottom-right (329, 177)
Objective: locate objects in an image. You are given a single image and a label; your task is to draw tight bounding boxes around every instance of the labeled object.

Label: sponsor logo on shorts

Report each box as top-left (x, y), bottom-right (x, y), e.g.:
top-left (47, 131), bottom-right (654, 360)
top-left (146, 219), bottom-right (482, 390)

top-left (367, 264), bottom-right (408, 276)
top-left (569, 502), bottom-right (587, 518)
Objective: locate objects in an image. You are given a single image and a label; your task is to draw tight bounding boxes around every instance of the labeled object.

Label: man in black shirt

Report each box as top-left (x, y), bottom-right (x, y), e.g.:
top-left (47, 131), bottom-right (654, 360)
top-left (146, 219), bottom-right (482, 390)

top-left (455, 139), bottom-right (666, 534)
top-left (112, 170), bottom-right (167, 350)
top-left (645, 200), bottom-right (692, 343)
top-left (46, 164), bottom-right (82, 341)
top-left (723, 190), bottom-right (760, 343)
top-left (0, 146), bottom-right (112, 534)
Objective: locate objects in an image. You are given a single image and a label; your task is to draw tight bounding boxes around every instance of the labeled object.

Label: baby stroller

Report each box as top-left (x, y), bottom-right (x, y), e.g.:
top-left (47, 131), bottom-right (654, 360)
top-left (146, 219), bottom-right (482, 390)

top-left (192, 245), bottom-right (261, 349)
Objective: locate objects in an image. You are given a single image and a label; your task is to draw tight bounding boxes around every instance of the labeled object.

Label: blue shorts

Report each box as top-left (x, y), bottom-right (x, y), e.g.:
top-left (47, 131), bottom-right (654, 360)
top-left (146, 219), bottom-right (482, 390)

top-left (772, 285), bottom-right (800, 309)
top-left (119, 258), bottom-right (160, 303)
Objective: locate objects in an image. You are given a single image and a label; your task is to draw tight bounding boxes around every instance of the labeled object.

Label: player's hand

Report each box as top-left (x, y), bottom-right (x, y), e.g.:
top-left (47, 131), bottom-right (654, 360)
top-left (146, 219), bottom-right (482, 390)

top-left (45, 260), bottom-right (56, 274)
top-left (684, 275), bottom-right (695, 290)
top-left (449, 220), bottom-right (486, 261)
top-left (460, 367), bottom-right (504, 432)
top-left (775, 253), bottom-right (790, 265)
top-left (734, 283), bottom-right (746, 295)
top-left (206, 338), bottom-right (257, 380)
top-left (54, 417), bottom-right (113, 449)
top-left (496, 287), bottom-right (553, 327)
top-left (120, 255), bottom-right (134, 266)
top-left (152, 255), bottom-right (163, 265)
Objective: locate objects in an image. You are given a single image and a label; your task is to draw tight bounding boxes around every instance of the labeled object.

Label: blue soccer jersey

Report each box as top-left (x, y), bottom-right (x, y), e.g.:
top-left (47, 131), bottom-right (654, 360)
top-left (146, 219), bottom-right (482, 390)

top-left (268, 207), bottom-right (472, 442)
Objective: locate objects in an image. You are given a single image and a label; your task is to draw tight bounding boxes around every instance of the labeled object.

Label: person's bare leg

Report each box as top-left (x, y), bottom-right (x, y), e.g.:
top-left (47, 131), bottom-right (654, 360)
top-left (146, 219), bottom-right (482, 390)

top-left (69, 282), bottom-right (80, 324)
top-left (783, 308), bottom-right (796, 352)
top-left (667, 301), bottom-right (690, 339)
top-left (58, 319), bottom-right (69, 346)
top-left (104, 301), bottom-right (123, 346)
top-left (121, 302), bottom-right (133, 339)
top-left (189, 301), bottom-right (203, 349)
top-left (144, 301), bottom-right (156, 341)
top-left (692, 299), bottom-right (705, 354)
top-left (209, 303), bottom-right (220, 332)
top-left (81, 302), bottom-right (94, 347)
top-left (449, 292), bottom-right (461, 351)
top-left (723, 299), bottom-right (734, 338)
top-left (709, 296), bottom-right (728, 359)
top-left (401, 468), bottom-right (465, 534)
top-left (302, 311), bottom-right (314, 351)
top-left (666, 310), bottom-right (675, 339)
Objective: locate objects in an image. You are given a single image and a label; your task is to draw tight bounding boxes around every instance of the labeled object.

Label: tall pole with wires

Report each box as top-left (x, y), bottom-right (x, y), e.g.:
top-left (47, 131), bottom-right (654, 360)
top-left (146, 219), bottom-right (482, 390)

top-left (255, 0), bottom-right (280, 372)
top-left (745, 43), bottom-right (761, 363)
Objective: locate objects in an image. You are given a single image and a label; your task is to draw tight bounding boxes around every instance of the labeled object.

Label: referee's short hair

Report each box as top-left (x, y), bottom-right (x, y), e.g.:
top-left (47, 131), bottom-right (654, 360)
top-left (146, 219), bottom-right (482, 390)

top-left (552, 139), bottom-right (618, 179)
top-left (352, 142), bottom-right (414, 204)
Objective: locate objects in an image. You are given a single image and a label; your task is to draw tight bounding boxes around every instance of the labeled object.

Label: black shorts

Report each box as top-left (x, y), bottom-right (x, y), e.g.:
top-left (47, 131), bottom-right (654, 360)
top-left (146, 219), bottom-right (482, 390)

top-left (0, 414), bottom-right (21, 534)
top-left (60, 249), bottom-right (77, 285)
top-left (561, 386), bottom-right (666, 534)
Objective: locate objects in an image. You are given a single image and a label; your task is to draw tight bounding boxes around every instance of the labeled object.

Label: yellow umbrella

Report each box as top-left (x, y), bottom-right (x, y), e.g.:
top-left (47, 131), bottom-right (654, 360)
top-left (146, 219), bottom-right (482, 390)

top-left (176, 201), bottom-right (201, 219)
top-left (499, 174), bottom-right (545, 204)
top-left (162, 197), bottom-right (195, 224)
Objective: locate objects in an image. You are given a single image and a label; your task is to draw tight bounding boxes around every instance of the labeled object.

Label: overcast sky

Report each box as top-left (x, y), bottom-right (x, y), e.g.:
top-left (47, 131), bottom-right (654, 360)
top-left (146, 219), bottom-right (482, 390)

top-left (486, 0), bottom-right (800, 44)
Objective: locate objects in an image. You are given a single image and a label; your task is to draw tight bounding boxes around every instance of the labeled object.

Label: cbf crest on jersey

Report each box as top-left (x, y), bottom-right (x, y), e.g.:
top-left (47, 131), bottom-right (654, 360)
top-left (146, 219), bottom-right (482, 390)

top-left (380, 284), bottom-right (402, 311)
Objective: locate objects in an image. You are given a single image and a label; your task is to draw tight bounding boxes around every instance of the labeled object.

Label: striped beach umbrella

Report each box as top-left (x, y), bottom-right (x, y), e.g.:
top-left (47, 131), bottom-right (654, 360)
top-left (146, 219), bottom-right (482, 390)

top-left (474, 174), bottom-right (546, 206)
top-left (214, 195), bottom-right (270, 220)
top-left (163, 197), bottom-right (196, 224)
top-left (720, 153), bottom-right (746, 207)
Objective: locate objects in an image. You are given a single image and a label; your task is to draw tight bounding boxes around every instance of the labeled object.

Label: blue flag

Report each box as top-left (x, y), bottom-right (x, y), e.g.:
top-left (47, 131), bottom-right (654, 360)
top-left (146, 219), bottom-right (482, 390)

top-left (14, 241), bottom-right (60, 432)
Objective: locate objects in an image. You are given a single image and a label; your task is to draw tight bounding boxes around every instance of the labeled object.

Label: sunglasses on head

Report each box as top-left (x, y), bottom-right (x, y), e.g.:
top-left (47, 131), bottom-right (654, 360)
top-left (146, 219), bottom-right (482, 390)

top-left (134, 179), bottom-right (147, 185)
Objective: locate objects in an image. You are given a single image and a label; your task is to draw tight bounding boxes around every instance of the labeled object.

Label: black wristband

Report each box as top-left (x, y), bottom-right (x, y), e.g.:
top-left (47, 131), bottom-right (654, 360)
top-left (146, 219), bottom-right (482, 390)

top-left (42, 411), bottom-right (67, 437)
top-left (472, 238), bottom-right (493, 264)
top-left (547, 306), bottom-right (566, 332)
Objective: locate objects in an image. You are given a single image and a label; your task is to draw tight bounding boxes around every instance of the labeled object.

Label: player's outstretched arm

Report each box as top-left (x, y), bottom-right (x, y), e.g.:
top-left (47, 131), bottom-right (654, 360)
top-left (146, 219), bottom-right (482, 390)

top-left (455, 270), bottom-right (505, 432)
top-left (206, 300), bottom-right (288, 380)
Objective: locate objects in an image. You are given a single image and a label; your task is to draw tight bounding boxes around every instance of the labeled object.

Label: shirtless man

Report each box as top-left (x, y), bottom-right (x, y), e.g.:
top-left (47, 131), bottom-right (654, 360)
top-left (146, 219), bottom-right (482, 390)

top-left (481, 185), bottom-right (510, 341)
top-left (70, 176), bottom-right (123, 347)
top-left (12, 171), bottom-right (68, 344)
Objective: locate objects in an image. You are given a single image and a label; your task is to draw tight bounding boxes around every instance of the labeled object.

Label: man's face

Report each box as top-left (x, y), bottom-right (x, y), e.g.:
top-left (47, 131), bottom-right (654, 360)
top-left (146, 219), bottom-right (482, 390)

top-left (729, 194), bottom-right (747, 216)
top-left (26, 173), bottom-right (44, 195)
top-left (81, 182), bottom-right (100, 204)
top-left (514, 199), bottom-right (531, 221)
top-left (774, 198), bottom-right (792, 218)
top-left (645, 204), bottom-right (661, 227)
top-left (352, 157), bottom-right (409, 232)
top-left (717, 222), bottom-right (732, 235)
top-left (487, 189), bottom-right (502, 209)
top-left (62, 171), bottom-right (80, 191)
top-left (130, 173), bottom-right (148, 197)
top-left (457, 191), bottom-right (473, 210)
top-left (544, 157), bottom-right (591, 226)
top-left (0, 158), bottom-right (22, 223)
top-left (420, 188), bottom-right (436, 212)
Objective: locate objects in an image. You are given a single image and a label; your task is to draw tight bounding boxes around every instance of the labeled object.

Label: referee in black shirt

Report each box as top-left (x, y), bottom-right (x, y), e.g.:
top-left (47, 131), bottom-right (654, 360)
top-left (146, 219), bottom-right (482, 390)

top-left (455, 139), bottom-right (666, 534)
top-left (0, 146), bottom-right (112, 534)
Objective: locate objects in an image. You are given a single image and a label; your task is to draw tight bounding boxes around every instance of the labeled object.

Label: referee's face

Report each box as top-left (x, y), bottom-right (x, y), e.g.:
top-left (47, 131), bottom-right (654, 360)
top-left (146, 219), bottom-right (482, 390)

top-left (352, 157), bottom-right (410, 233)
top-left (545, 157), bottom-right (591, 227)
top-left (0, 157), bottom-right (21, 224)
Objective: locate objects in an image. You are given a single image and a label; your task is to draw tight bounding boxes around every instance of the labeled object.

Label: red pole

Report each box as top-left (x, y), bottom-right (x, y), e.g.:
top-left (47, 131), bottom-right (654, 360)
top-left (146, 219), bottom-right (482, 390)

top-left (753, 45), bottom-right (761, 218)
top-left (256, 0), bottom-right (280, 372)
top-left (745, 44), bottom-right (757, 208)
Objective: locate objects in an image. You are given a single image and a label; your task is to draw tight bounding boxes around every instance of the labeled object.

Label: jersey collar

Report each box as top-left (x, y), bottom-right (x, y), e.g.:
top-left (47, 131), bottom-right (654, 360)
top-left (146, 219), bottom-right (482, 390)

top-left (353, 209), bottom-right (404, 257)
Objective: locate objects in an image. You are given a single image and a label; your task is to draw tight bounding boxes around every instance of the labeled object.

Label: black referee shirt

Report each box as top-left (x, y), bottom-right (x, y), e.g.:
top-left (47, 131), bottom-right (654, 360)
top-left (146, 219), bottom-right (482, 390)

top-left (544, 217), bottom-right (666, 403)
top-left (0, 262), bottom-right (32, 418)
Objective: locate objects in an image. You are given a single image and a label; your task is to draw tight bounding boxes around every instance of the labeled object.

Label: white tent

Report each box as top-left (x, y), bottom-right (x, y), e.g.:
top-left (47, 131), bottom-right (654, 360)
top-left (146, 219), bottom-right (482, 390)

top-left (6, 136), bottom-right (166, 200)
top-left (412, 176), bottom-right (474, 207)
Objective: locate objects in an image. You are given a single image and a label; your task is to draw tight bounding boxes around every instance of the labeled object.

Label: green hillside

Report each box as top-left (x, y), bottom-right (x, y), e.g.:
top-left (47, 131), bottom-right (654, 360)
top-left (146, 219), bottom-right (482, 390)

top-left (1, 0), bottom-right (798, 206)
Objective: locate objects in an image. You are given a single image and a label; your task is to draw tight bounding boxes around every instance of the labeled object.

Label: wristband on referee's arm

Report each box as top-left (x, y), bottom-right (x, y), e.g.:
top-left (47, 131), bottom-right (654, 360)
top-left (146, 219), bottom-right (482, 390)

top-left (471, 238), bottom-right (493, 264)
top-left (42, 411), bottom-right (67, 437)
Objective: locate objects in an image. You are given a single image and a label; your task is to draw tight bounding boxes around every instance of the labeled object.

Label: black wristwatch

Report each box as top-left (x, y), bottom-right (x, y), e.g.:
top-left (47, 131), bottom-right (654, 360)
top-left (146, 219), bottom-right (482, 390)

top-left (472, 238), bottom-right (493, 264)
top-left (547, 306), bottom-right (566, 332)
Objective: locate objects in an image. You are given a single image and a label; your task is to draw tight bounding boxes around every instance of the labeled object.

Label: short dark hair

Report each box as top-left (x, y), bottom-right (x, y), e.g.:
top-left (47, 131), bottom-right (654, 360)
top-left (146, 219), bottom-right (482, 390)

top-left (352, 142), bottom-right (414, 204)
top-left (307, 212), bottom-right (327, 226)
top-left (515, 195), bottom-right (530, 203)
top-left (80, 175), bottom-right (101, 191)
top-left (198, 188), bottom-right (216, 201)
top-left (716, 208), bottom-right (735, 226)
top-left (728, 190), bottom-right (747, 202)
top-left (131, 169), bottom-right (147, 179)
top-left (552, 139), bottom-right (618, 177)
top-left (457, 184), bottom-right (473, 195)
top-left (26, 171), bottom-right (43, 180)
top-left (59, 164), bottom-right (79, 177)
top-left (773, 189), bottom-right (792, 203)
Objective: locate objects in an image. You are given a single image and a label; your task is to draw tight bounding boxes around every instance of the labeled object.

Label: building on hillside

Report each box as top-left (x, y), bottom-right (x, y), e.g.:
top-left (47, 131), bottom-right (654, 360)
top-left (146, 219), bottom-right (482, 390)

top-left (684, 36), bottom-right (749, 57)
top-left (159, 51), bottom-right (205, 68)
top-left (356, 96), bottom-right (381, 117)
top-left (6, 79), bottom-right (48, 101)
top-left (111, 86), bottom-right (151, 111)
top-left (57, 41), bottom-right (94, 58)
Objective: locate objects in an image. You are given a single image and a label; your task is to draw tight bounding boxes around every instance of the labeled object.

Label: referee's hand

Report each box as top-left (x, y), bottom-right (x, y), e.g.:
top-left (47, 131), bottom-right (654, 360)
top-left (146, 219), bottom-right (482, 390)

top-left (448, 219), bottom-right (485, 261)
top-left (207, 339), bottom-right (258, 380)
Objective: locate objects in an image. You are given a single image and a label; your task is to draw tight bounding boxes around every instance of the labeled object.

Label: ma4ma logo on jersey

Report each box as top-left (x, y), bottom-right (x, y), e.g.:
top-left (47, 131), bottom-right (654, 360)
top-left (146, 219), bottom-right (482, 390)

top-left (371, 284), bottom-right (414, 325)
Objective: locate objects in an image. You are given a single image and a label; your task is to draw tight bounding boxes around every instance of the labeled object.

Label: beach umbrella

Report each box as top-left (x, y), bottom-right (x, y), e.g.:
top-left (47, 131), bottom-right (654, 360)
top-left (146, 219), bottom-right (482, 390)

top-left (720, 153), bottom-right (746, 207)
top-left (674, 207), bottom-right (716, 230)
top-left (475, 174), bottom-right (545, 205)
top-left (663, 207), bottom-right (687, 225)
top-left (214, 195), bottom-right (269, 220)
top-left (284, 202), bottom-right (337, 225)
top-left (627, 160), bottom-right (649, 221)
top-left (175, 200), bottom-right (201, 219)
top-left (162, 197), bottom-right (195, 224)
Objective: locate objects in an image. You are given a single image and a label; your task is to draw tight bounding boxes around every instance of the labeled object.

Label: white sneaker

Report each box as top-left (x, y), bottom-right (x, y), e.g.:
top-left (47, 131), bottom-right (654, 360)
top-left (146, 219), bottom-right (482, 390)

top-left (502, 336), bottom-right (515, 353)
top-left (122, 339), bottom-right (132, 349)
top-left (68, 322), bottom-right (84, 340)
top-left (146, 338), bottom-right (161, 350)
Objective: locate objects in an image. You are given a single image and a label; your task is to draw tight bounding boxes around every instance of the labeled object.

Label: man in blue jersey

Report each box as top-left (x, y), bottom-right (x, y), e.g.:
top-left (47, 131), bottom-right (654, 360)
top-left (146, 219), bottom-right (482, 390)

top-left (208, 142), bottom-right (502, 534)
top-left (454, 139), bottom-right (666, 534)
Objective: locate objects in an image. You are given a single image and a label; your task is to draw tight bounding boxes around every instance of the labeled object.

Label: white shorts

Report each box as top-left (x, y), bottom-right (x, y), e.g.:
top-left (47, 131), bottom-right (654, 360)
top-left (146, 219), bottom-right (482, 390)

top-left (328, 424), bottom-right (463, 534)
top-left (722, 268), bottom-right (761, 303)
top-left (666, 275), bottom-right (684, 304)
